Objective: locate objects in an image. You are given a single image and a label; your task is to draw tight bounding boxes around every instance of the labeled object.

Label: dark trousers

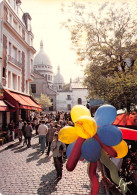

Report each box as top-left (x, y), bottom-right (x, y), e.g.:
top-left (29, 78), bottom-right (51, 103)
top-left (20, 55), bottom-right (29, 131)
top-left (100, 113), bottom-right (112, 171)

top-left (47, 142), bottom-right (52, 156)
top-left (53, 156), bottom-right (63, 178)
top-left (26, 136), bottom-right (31, 147)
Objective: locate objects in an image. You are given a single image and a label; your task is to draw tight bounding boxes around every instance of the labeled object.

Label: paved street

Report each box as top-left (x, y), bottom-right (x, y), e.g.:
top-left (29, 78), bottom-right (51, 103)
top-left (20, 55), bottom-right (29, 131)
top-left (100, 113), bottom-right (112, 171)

top-left (0, 135), bottom-right (106, 195)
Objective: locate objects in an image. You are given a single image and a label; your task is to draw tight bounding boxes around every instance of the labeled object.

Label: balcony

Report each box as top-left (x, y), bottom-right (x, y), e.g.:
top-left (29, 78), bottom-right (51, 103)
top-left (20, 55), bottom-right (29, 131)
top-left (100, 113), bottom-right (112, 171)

top-left (8, 55), bottom-right (22, 68)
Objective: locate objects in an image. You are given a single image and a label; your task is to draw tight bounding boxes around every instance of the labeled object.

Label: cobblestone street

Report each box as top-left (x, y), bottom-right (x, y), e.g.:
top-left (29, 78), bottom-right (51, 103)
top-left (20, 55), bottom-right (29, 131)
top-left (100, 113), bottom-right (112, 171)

top-left (0, 135), bottom-right (106, 195)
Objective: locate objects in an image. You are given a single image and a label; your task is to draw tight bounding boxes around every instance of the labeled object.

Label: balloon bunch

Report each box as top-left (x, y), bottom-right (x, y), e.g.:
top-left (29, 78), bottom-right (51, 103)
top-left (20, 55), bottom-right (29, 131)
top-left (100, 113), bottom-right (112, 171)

top-left (58, 104), bottom-right (129, 195)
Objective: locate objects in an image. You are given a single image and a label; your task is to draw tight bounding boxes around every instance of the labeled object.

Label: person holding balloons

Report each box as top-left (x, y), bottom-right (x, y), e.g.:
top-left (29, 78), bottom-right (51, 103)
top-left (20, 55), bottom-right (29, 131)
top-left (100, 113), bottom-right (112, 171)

top-left (51, 132), bottom-right (66, 182)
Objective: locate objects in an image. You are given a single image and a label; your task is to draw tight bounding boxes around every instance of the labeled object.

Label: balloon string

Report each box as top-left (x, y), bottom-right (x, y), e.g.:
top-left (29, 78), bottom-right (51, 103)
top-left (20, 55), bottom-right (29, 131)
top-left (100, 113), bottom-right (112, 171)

top-left (76, 121), bottom-right (91, 138)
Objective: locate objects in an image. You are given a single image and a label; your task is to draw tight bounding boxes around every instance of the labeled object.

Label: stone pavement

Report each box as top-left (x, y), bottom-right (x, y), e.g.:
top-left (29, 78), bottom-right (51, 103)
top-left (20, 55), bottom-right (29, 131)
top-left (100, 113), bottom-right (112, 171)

top-left (0, 135), bottom-right (106, 195)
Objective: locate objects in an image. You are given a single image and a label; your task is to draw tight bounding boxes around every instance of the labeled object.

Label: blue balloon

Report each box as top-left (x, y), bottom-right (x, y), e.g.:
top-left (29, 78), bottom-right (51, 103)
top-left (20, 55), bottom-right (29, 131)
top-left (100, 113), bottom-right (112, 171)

top-left (98, 124), bottom-right (123, 146)
top-left (66, 141), bottom-right (83, 160)
top-left (66, 142), bottom-right (75, 158)
top-left (94, 104), bottom-right (117, 126)
top-left (81, 138), bottom-right (101, 162)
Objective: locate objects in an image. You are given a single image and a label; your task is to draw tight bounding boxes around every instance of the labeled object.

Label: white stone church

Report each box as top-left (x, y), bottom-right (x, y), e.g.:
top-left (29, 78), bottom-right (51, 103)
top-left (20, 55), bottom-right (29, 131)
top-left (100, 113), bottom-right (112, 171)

top-left (31, 40), bottom-right (88, 112)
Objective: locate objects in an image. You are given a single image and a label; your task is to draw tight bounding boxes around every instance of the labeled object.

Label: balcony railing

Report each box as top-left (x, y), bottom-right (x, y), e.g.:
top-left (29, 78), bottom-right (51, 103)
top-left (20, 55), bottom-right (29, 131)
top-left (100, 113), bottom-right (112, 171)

top-left (8, 55), bottom-right (22, 68)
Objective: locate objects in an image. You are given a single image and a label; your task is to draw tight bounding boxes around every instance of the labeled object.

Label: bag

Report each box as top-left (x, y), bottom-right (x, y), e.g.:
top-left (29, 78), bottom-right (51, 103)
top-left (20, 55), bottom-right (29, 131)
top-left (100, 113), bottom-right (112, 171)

top-left (59, 144), bottom-right (63, 151)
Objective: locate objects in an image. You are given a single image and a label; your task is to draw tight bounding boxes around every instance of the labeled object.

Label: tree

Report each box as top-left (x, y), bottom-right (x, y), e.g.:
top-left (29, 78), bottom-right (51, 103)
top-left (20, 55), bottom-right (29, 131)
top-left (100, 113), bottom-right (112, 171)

top-left (36, 93), bottom-right (52, 110)
top-left (62, 2), bottom-right (137, 112)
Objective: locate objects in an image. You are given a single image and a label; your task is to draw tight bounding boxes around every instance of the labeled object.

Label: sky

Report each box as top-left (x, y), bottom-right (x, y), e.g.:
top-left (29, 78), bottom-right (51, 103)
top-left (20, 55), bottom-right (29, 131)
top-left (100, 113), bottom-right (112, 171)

top-left (21, 0), bottom-right (137, 83)
top-left (21, 0), bottom-right (85, 84)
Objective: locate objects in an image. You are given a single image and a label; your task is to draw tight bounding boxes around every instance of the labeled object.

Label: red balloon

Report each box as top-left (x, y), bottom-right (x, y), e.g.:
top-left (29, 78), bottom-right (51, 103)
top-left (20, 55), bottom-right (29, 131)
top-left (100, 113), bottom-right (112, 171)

top-left (66, 137), bottom-right (85, 171)
top-left (94, 134), bottom-right (117, 157)
top-left (89, 162), bottom-right (99, 195)
top-left (119, 127), bottom-right (137, 140)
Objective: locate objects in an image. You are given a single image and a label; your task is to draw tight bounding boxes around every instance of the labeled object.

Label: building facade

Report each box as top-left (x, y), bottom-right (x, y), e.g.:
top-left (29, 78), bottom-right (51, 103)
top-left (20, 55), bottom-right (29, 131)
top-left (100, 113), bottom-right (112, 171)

top-left (32, 40), bottom-right (88, 112)
top-left (30, 70), bottom-right (56, 111)
top-left (56, 80), bottom-right (88, 112)
top-left (0, 0), bottom-right (41, 129)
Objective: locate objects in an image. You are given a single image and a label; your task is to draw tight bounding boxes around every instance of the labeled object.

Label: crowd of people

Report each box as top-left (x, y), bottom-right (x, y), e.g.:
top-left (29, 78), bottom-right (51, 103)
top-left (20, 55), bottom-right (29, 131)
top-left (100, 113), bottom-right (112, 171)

top-left (6, 111), bottom-right (137, 191)
top-left (7, 111), bottom-right (72, 182)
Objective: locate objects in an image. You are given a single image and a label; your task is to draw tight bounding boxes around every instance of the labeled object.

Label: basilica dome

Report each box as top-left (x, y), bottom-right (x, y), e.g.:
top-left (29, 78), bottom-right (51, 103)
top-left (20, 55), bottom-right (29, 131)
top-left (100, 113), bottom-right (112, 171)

top-left (34, 40), bottom-right (53, 86)
top-left (53, 66), bottom-right (65, 91)
top-left (34, 40), bottom-right (51, 66)
top-left (54, 66), bottom-right (64, 84)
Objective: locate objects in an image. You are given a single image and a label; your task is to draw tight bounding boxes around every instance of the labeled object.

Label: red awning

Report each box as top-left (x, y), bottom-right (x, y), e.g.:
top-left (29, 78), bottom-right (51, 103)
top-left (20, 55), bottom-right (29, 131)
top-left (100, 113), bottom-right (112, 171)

top-left (0, 100), bottom-right (8, 111)
top-left (0, 100), bottom-right (15, 111)
top-left (113, 113), bottom-right (137, 126)
top-left (4, 90), bottom-right (42, 111)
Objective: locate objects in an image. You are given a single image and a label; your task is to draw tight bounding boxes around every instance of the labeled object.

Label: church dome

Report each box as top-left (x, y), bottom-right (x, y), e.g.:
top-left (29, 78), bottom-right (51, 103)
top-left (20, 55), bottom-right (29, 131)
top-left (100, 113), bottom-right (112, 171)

top-left (54, 66), bottom-right (64, 84)
top-left (34, 40), bottom-right (51, 66)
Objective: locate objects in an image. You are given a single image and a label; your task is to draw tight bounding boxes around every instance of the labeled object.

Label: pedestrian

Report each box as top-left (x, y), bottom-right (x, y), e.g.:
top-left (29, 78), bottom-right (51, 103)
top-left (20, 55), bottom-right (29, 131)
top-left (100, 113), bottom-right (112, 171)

top-left (38, 120), bottom-right (48, 154)
top-left (9, 120), bottom-right (15, 141)
top-left (22, 121), bottom-right (27, 146)
top-left (51, 132), bottom-right (66, 181)
top-left (46, 123), bottom-right (56, 157)
top-left (18, 119), bottom-right (23, 144)
top-left (25, 122), bottom-right (33, 148)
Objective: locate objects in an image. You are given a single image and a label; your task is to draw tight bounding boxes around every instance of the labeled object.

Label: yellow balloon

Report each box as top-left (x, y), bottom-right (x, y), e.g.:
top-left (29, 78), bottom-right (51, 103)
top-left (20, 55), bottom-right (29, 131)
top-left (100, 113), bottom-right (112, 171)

top-left (71, 105), bottom-right (91, 123)
top-left (58, 126), bottom-right (78, 144)
top-left (112, 140), bottom-right (128, 158)
top-left (75, 116), bottom-right (97, 139)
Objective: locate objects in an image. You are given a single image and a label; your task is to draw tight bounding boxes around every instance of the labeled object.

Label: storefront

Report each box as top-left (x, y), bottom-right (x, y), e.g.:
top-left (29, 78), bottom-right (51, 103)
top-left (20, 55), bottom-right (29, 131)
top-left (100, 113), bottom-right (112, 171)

top-left (0, 97), bottom-right (15, 129)
top-left (3, 89), bottom-right (42, 126)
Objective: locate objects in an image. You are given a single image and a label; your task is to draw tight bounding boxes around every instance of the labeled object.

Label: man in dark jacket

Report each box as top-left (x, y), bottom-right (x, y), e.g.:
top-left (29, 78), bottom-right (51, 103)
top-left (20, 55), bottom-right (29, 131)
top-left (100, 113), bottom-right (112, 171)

top-left (25, 122), bottom-right (33, 148)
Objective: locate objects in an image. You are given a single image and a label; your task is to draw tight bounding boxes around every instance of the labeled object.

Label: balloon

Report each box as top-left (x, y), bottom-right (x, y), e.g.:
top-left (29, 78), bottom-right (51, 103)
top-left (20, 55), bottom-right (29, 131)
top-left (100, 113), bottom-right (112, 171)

top-left (112, 140), bottom-right (128, 158)
top-left (100, 150), bottom-right (128, 194)
top-left (98, 125), bottom-right (123, 146)
top-left (94, 104), bottom-right (117, 126)
top-left (71, 105), bottom-right (91, 123)
top-left (81, 138), bottom-right (101, 162)
top-left (94, 134), bottom-right (117, 157)
top-left (66, 137), bottom-right (85, 172)
top-left (58, 126), bottom-right (78, 144)
top-left (88, 162), bottom-right (99, 195)
top-left (75, 116), bottom-right (97, 139)
top-left (119, 127), bottom-right (137, 140)
top-left (66, 141), bottom-right (83, 160)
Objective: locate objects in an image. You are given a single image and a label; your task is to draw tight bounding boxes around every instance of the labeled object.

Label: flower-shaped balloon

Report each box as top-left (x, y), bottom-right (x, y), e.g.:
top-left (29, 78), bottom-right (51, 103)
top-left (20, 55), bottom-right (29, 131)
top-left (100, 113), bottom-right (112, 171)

top-left (58, 104), bottom-right (131, 195)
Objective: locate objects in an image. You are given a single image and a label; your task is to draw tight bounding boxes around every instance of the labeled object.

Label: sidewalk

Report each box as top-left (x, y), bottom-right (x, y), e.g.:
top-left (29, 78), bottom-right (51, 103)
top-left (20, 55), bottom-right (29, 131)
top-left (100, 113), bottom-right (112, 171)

top-left (0, 134), bottom-right (106, 195)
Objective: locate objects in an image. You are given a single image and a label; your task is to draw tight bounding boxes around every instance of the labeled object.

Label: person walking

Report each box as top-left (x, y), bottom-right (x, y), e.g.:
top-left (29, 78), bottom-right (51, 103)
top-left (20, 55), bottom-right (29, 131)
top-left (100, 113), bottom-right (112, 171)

top-left (46, 123), bottom-right (56, 157)
top-left (51, 132), bottom-right (66, 181)
top-left (18, 119), bottom-right (23, 144)
top-left (9, 120), bottom-right (15, 141)
top-left (25, 122), bottom-right (33, 148)
top-left (38, 120), bottom-right (48, 154)
top-left (22, 121), bottom-right (27, 146)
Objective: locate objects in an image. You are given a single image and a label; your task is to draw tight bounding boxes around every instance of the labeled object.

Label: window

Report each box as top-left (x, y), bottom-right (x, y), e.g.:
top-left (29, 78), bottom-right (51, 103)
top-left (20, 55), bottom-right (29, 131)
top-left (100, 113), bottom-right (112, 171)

top-left (31, 84), bottom-right (36, 93)
top-left (59, 85), bottom-right (62, 89)
top-left (13, 73), bottom-right (17, 90)
top-left (9, 14), bottom-right (12, 24)
top-left (48, 75), bottom-right (50, 80)
top-left (67, 95), bottom-right (71, 100)
top-left (13, 19), bottom-right (17, 30)
top-left (45, 74), bottom-right (47, 80)
top-left (2, 68), bottom-right (5, 78)
top-left (18, 50), bottom-right (21, 62)
top-left (8, 71), bottom-right (11, 88)
top-left (67, 104), bottom-right (71, 110)
top-left (9, 42), bottom-right (11, 56)
top-left (78, 98), bottom-right (82, 104)
top-left (13, 46), bottom-right (17, 59)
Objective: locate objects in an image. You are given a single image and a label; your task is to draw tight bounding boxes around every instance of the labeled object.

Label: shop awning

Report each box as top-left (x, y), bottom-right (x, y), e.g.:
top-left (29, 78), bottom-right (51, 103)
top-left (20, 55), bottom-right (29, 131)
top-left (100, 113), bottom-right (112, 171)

top-left (4, 90), bottom-right (42, 111)
top-left (0, 99), bottom-right (15, 111)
